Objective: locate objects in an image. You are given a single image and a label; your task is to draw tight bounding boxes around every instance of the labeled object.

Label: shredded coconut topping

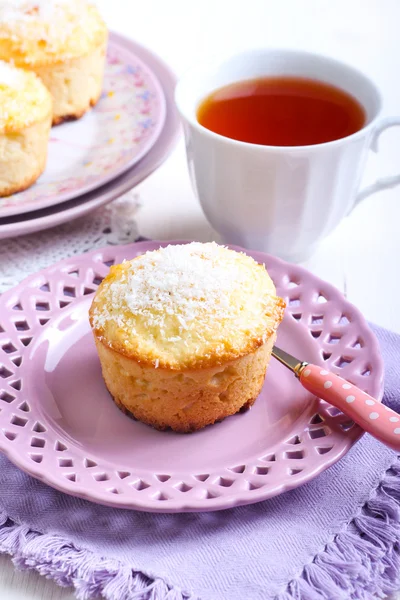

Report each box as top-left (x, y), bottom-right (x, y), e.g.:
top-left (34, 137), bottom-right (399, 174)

top-left (94, 243), bottom-right (256, 330)
top-left (91, 243), bottom-right (285, 368)
top-left (0, 0), bottom-right (105, 62)
top-left (0, 0), bottom-right (60, 18)
top-left (0, 0), bottom-right (79, 29)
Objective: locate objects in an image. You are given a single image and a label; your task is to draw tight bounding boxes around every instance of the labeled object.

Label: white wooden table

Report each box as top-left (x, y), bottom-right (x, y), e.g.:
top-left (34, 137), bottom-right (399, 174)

top-left (1, 0), bottom-right (400, 597)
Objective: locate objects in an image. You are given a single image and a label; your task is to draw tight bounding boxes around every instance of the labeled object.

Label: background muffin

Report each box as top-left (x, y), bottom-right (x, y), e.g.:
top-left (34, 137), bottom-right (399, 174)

top-left (0, 0), bottom-right (107, 125)
top-left (90, 243), bottom-right (285, 432)
top-left (0, 60), bottom-right (52, 196)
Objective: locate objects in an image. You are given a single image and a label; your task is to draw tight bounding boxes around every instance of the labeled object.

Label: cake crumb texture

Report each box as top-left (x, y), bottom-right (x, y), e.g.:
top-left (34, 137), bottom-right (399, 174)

top-left (0, 60), bottom-right (52, 132)
top-left (95, 334), bottom-right (275, 433)
top-left (0, 59), bottom-right (51, 195)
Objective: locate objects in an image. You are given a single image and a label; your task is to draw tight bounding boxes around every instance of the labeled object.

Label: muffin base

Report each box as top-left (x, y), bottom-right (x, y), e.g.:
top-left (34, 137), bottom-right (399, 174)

top-left (52, 95), bottom-right (101, 126)
top-left (33, 39), bottom-right (107, 125)
top-left (113, 391), bottom-right (258, 433)
top-left (0, 115), bottom-right (52, 197)
top-left (95, 335), bottom-right (275, 433)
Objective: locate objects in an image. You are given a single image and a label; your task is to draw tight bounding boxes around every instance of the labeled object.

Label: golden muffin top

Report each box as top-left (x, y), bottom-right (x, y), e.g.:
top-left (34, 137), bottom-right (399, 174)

top-left (0, 59), bottom-right (52, 132)
top-left (0, 0), bottom-right (107, 67)
top-left (90, 243), bottom-right (286, 370)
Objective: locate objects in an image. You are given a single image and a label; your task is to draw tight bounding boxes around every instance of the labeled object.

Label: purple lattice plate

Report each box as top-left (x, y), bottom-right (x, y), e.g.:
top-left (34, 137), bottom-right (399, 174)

top-left (0, 241), bottom-right (383, 512)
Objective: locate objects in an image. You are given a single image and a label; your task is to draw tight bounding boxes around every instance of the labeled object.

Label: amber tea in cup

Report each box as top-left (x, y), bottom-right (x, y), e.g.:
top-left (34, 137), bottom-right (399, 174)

top-left (176, 49), bottom-right (400, 261)
top-left (197, 76), bottom-right (366, 147)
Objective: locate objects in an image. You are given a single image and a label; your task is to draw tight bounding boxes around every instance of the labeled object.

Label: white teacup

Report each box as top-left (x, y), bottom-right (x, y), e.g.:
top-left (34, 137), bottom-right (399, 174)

top-left (175, 49), bottom-right (400, 262)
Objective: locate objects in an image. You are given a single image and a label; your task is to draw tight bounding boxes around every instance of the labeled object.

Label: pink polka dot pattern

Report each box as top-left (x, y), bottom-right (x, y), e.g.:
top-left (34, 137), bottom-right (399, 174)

top-left (300, 364), bottom-right (400, 451)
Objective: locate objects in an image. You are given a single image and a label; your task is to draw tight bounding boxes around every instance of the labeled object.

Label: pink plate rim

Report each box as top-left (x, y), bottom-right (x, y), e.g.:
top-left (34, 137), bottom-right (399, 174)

top-left (0, 241), bottom-right (384, 512)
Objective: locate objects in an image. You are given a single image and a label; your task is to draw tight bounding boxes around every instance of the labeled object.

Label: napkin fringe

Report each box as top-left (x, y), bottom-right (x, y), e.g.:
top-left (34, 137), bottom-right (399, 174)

top-left (0, 511), bottom-right (192, 600)
top-left (1, 462), bottom-right (399, 600)
top-left (277, 458), bottom-right (400, 600)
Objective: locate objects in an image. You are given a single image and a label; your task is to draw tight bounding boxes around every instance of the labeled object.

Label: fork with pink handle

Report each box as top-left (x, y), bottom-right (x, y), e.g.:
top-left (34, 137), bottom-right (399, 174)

top-left (273, 345), bottom-right (399, 451)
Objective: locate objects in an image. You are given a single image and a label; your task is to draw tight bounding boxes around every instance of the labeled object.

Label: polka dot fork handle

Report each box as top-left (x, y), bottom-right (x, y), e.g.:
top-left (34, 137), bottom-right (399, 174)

top-left (299, 364), bottom-right (399, 451)
top-left (271, 345), bottom-right (395, 451)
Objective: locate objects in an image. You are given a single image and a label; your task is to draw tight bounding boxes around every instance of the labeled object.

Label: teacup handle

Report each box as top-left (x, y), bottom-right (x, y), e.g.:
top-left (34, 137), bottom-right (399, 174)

top-left (355, 116), bottom-right (400, 205)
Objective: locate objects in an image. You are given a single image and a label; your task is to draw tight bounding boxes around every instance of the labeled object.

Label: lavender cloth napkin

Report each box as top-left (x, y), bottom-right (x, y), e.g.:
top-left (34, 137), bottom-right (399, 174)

top-left (0, 325), bottom-right (399, 600)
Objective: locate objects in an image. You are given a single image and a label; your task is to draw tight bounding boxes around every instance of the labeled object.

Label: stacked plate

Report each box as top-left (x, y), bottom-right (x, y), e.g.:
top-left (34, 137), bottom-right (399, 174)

top-left (0, 32), bottom-right (180, 240)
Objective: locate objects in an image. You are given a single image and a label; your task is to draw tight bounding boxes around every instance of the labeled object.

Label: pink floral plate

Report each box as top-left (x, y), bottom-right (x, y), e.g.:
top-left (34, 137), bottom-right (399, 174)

top-left (0, 33), bottom-right (179, 240)
top-left (0, 241), bottom-right (383, 512)
top-left (0, 33), bottom-right (166, 219)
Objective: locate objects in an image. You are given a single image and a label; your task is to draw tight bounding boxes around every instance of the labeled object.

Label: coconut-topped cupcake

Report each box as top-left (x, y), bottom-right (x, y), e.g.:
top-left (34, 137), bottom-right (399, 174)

top-left (0, 0), bottom-right (107, 124)
top-left (90, 243), bottom-right (285, 432)
top-left (0, 59), bottom-right (52, 195)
